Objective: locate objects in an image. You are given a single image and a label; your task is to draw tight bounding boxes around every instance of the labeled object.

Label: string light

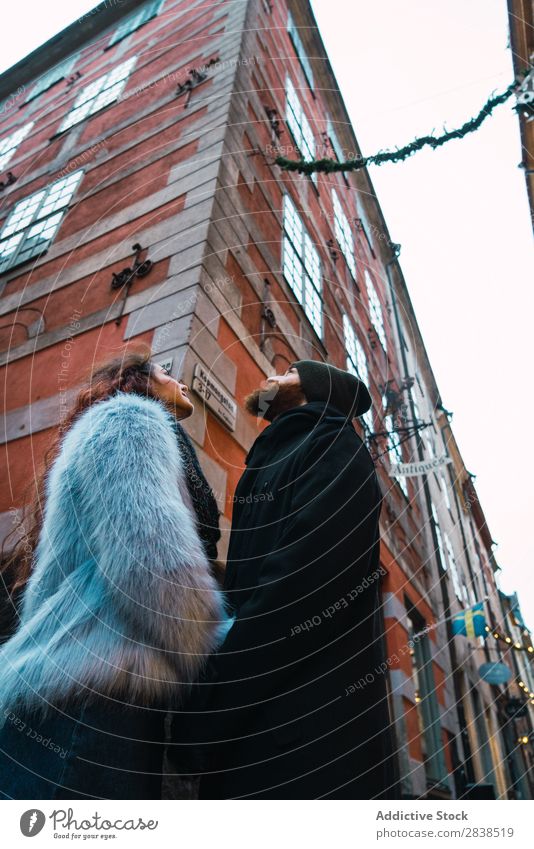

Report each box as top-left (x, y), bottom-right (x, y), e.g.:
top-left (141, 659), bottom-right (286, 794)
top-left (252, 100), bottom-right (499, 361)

top-left (484, 624), bottom-right (534, 655)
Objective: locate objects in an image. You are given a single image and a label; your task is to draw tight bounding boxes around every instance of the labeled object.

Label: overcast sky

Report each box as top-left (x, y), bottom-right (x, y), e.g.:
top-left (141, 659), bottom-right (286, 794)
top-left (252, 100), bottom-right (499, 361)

top-left (1, 1), bottom-right (532, 627)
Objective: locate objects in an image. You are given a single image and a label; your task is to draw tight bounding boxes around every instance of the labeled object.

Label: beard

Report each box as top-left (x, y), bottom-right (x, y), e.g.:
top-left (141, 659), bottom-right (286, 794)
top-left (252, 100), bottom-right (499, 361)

top-left (244, 381), bottom-right (307, 422)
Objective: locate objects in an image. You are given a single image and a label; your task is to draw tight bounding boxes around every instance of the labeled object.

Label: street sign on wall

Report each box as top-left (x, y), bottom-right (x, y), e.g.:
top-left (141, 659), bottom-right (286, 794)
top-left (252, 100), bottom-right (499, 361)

top-left (192, 362), bottom-right (237, 431)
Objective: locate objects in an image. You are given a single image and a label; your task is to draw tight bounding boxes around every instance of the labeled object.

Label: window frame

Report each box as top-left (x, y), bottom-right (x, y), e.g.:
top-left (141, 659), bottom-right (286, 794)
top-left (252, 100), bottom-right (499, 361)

top-left (25, 56), bottom-right (77, 103)
top-left (444, 532), bottom-right (464, 603)
top-left (343, 313), bottom-right (374, 432)
top-left (57, 56), bottom-right (137, 134)
top-left (287, 10), bottom-right (314, 90)
top-left (431, 502), bottom-right (447, 571)
top-left (0, 170), bottom-right (84, 275)
top-left (332, 188), bottom-right (356, 279)
top-left (285, 76), bottom-right (317, 185)
top-left (381, 390), bottom-right (408, 497)
top-left (107, 0), bottom-right (164, 48)
top-left (282, 193), bottom-right (323, 338)
top-left (0, 122), bottom-right (34, 171)
top-left (365, 269), bottom-right (387, 351)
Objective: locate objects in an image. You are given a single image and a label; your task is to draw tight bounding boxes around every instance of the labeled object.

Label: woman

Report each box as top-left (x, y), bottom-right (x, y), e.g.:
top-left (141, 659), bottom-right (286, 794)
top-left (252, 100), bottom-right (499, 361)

top-left (0, 349), bottom-right (226, 799)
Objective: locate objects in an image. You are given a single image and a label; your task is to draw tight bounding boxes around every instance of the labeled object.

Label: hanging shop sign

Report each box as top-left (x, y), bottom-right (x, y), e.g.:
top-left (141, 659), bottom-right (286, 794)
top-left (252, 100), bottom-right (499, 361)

top-left (478, 662), bottom-right (512, 685)
top-left (389, 454), bottom-right (452, 478)
top-left (192, 362), bottom-right (237, 431)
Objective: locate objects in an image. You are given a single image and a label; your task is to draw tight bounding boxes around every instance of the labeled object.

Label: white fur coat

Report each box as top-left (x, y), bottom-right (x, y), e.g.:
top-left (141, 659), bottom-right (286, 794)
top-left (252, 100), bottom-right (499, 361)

top-left (0, 392), bottom-right (226, 724)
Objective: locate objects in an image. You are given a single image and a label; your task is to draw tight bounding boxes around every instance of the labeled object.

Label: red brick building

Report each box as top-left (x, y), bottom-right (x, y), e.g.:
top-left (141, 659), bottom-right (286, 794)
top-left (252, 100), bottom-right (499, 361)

top-left (0, 0), bottom-right (531, 798)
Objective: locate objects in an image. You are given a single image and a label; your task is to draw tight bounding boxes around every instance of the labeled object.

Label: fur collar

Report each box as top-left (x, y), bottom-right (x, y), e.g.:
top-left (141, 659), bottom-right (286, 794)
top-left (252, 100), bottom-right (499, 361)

top-left (0, 393), bottom-right (226, 724)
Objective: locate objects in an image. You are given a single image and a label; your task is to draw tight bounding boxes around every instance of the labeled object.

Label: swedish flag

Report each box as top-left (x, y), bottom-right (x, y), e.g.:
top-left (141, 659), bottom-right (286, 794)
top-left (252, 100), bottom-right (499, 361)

top-left (452, 602), bottom-right (486, 638)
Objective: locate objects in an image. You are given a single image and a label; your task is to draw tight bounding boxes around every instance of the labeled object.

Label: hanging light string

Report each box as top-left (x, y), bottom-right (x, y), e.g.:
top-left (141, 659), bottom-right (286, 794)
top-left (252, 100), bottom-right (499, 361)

top-left (484, 624), bottom-right (534, 655)
top-left (275, 74), bottom-right (530, 175)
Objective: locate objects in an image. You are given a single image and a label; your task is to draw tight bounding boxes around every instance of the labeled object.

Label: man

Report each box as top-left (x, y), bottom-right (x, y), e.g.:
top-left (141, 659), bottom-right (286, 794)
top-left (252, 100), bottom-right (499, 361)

top-left (169, 360), bottom-right (398, 799)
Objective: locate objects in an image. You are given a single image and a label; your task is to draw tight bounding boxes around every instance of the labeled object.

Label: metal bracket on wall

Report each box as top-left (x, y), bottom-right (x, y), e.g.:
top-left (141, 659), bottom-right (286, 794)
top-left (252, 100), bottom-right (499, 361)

top-left (175, 57), bottom-right (219, 107)
top-left (111, 243), bottom-right (153, 326)
top-left (0, 171), bottom-right (16, 191)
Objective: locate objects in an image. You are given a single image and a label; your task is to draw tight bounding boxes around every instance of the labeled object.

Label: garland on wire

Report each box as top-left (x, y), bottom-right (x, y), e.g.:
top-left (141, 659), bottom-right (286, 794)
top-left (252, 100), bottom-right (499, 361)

top-left (275, 77), bottom-right (526, 175)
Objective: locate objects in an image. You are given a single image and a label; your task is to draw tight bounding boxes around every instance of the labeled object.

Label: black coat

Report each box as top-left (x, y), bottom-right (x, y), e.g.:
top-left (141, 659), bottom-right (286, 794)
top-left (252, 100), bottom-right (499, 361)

top-left (169, 401), bottom-right (398, 799)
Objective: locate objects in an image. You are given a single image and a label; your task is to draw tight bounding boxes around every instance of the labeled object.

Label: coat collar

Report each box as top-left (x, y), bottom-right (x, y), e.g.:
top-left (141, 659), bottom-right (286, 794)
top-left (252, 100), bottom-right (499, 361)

top-left (244, 401), bottom-right (351, 465)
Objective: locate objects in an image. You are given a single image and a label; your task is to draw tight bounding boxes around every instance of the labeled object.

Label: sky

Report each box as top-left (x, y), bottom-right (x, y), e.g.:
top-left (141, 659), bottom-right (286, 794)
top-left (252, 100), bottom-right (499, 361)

top-left (311, 0), bottom-right (534, 627)
top-left (1, 1), bottom-right (532, 625)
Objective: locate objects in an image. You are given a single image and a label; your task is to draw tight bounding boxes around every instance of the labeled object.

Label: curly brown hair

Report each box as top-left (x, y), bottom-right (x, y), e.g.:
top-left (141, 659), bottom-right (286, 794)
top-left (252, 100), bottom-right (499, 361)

top-left (1, 345), bottom-right (164, 597)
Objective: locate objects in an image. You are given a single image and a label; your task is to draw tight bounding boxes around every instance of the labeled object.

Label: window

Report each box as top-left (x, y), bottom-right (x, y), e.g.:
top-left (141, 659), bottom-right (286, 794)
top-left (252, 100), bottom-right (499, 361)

top-left (410, 386), bottom-right (421, 423)
top-left (108, 0), bottom-right (163, 47)
top-left (440, 471), bottom-right (452, 511)
top-left (25, 56), bottom-right (76, 102)
top-left (282, 193), bottom-right (323, 337)
top-left (286, 76), bottom-right (316, 183)
top-left (356, 200), bottom-right (375, 255)
top-left (0, 123), bottom-right (34, 171)
top-left (326, 117), bottom-right (344, 161)
top-left (406, 607), bottom-right (450, 786)
top-left (287, 10), bottom-right (314, 89)
top-left (327, 117), bottom-right (350, 187)
top-left (381, 392), bottom-right (408, 496)
top-left (332, 188), bottom-right (356, 278)
top-left (58, 57), bottom-right (137, 132)
top-left (444, 533), bottom-right (463, 603)
top-left (365, 269), bottom-right (387, 350)
top-left (431, 502), bottom-right (447, 571)
top-left (343, 314), bottom-right (373, 432)
top-left (0, 170), bottom-right (83, 274)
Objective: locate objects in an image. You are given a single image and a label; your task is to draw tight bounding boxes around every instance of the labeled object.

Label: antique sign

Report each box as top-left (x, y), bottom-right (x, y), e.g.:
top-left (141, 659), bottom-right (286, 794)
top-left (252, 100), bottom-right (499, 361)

top-left (389, 454), bottom-right (452, 478)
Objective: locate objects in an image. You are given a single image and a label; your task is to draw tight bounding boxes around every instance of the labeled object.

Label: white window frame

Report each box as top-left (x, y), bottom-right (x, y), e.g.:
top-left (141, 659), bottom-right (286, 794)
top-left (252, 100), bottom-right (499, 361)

top-left (108, 0), bottom-right (164, 47)
top-left (381, 391), bottom-right (408, 497)
top-left (332, 188), bottom-right (356, 278)
top-left (343, 314), bottom-right (373, 432)
top-left (285, 76), bottom-right (316, 184)
top-left (356, 200), bottom-right (375, 255)
top-left (282, 193), bottom-right (323, 338)
top-left (440, 471), bottom-right (452, 511)
top-left (444, 532), bottom-right (464, 603)
top-left (287, 10), bottom-right (314, 89)
top-left (0, 170), bottom-right (83, 274)
top-left (0, 123), bottom-right (34, 171)
top-left (58, 56), bottom-right (137, 133)
top-left (326, 117), bottom-right (344, 161)
top-left (365, 269), bottom-right (387, 351)
top-left (25, 56), bottom-right (76, 103)
top-left (431, 502), bottom-right (447, 571)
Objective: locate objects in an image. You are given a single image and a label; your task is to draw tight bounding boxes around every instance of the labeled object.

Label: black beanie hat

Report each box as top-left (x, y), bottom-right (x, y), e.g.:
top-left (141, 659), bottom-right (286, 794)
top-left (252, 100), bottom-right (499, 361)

top-left (291, 360), bottom-right (372, 418)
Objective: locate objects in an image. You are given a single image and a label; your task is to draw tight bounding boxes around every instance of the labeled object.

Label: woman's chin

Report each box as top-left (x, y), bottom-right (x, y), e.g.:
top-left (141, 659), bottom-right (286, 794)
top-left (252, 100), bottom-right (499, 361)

top-left (176, 398), bottom-right (194, 419)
